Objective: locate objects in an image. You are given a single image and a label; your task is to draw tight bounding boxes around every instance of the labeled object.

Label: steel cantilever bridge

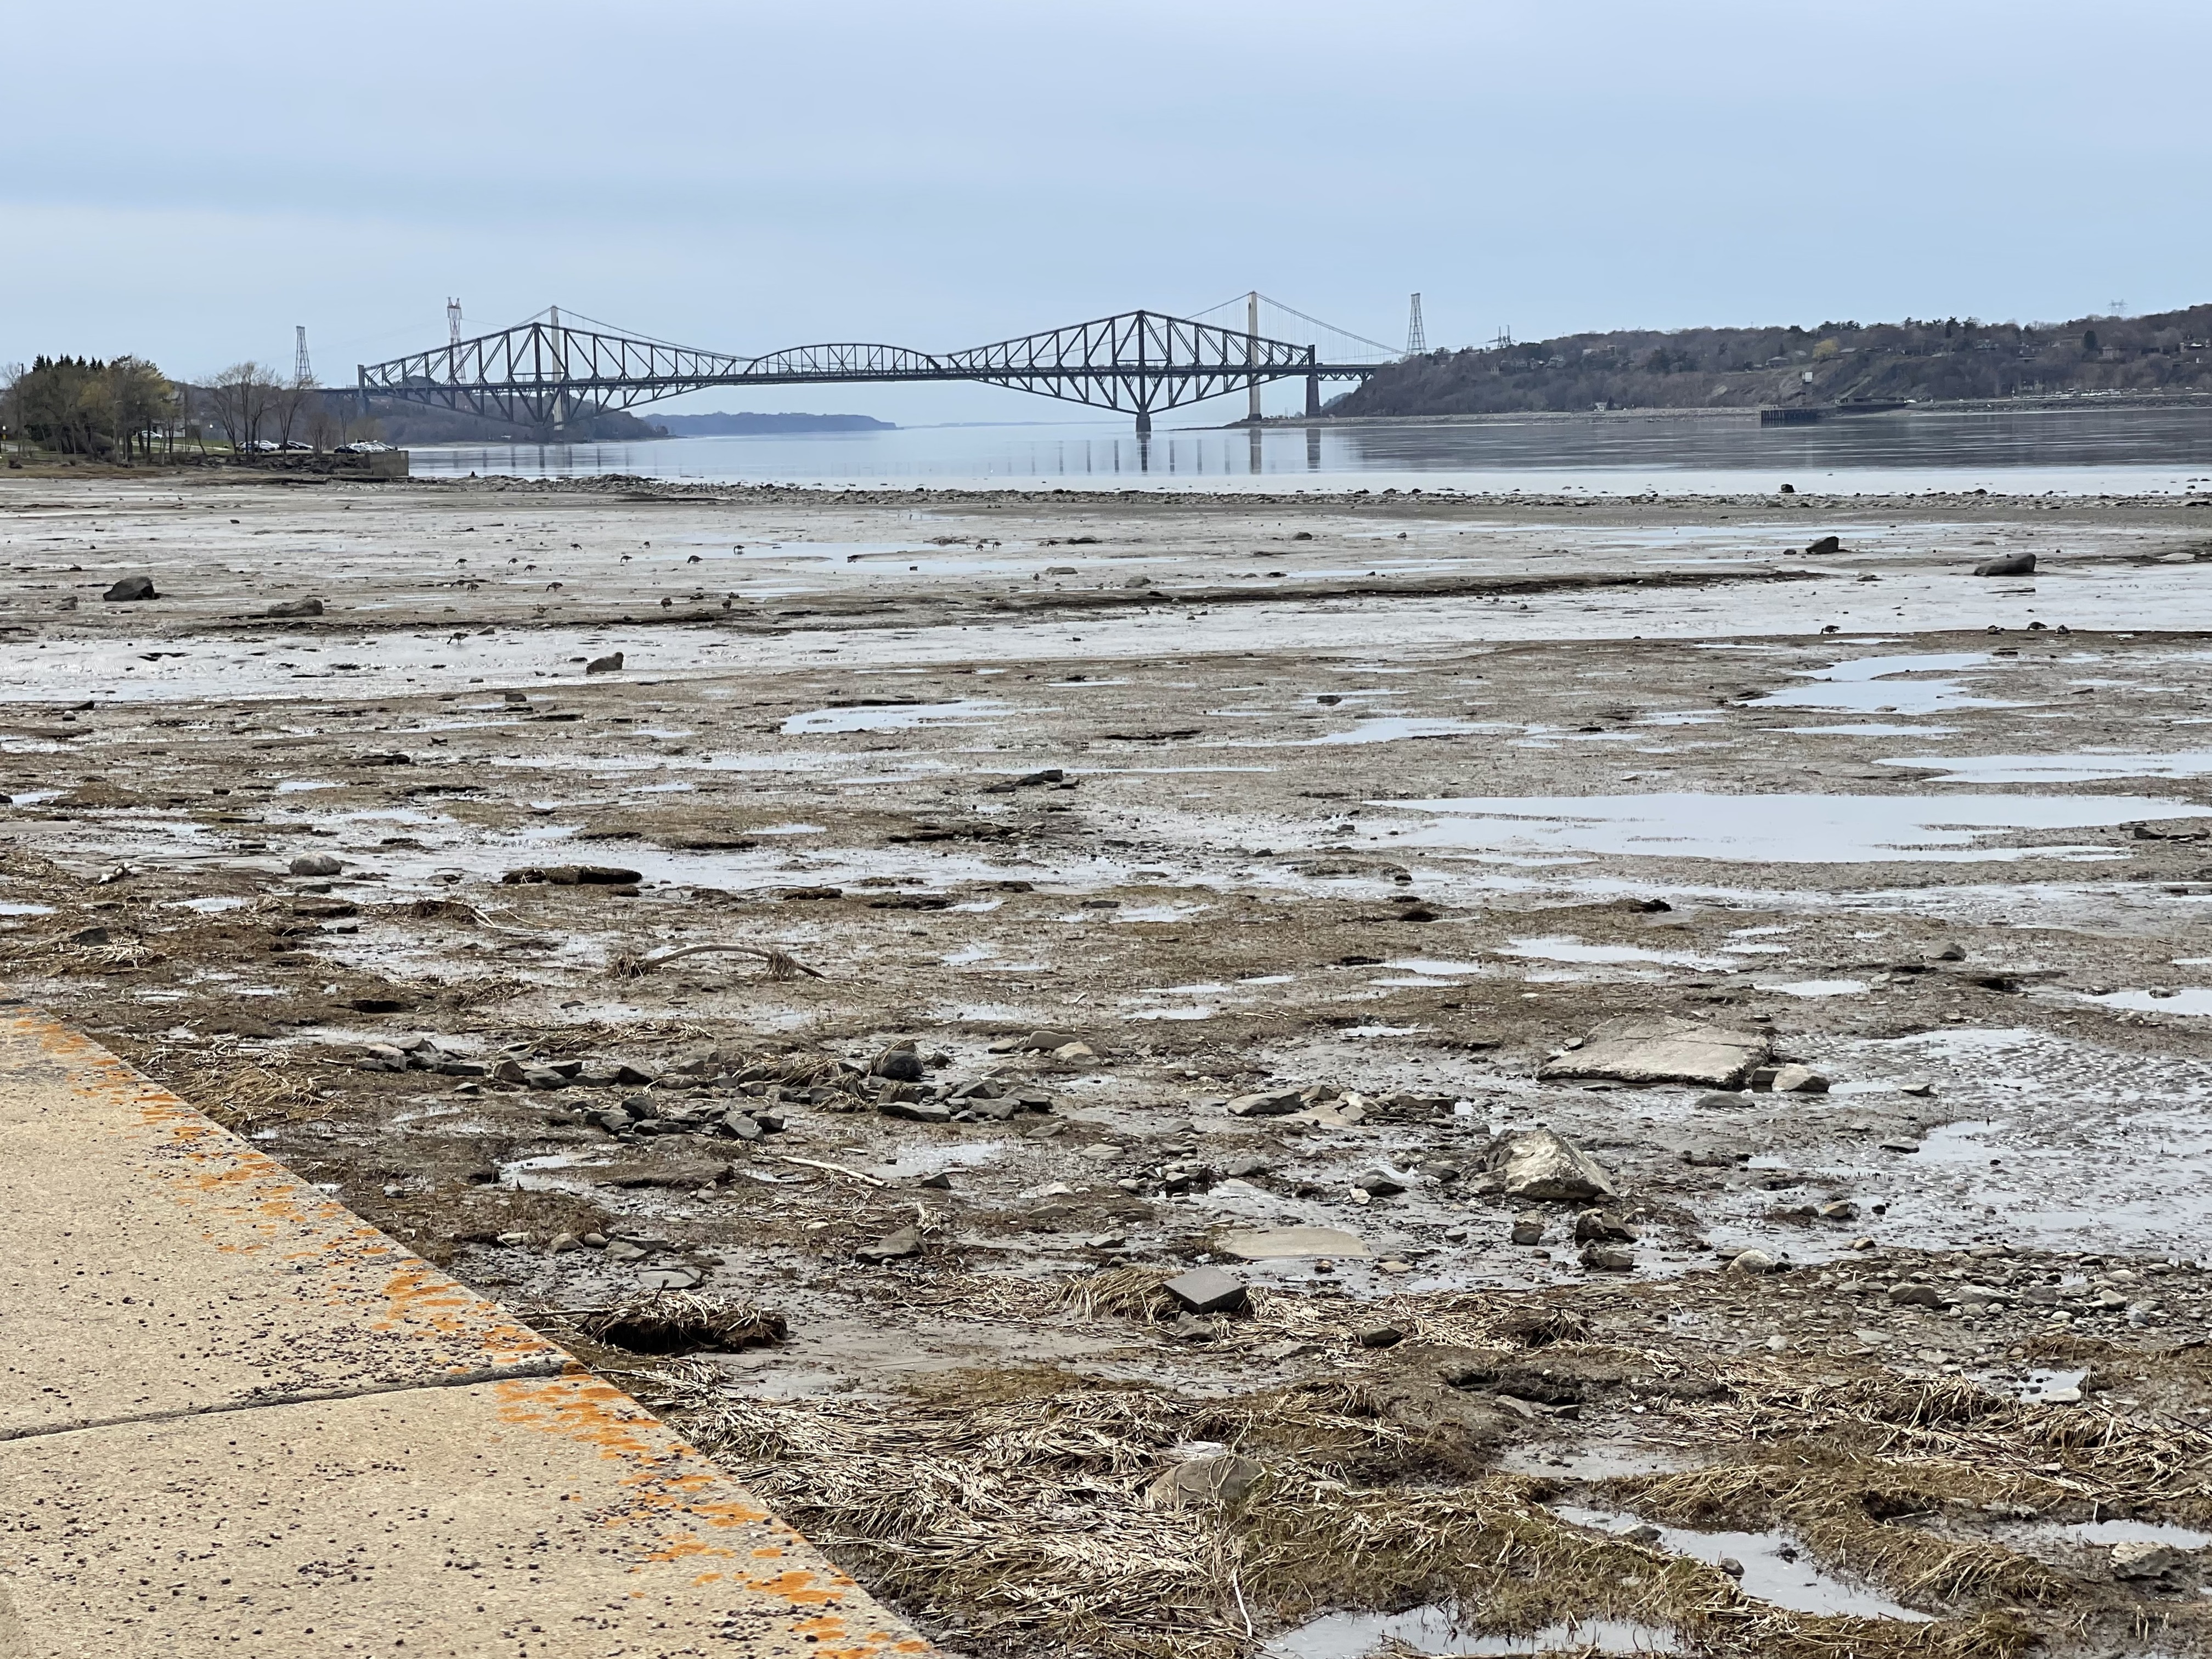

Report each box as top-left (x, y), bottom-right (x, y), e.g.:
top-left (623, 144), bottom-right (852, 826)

top-left (356, 304), bottom-right (1389, 437)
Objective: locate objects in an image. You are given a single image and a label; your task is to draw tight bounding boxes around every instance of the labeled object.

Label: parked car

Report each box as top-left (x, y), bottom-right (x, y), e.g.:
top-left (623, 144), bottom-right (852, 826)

top-left (282, 441), bottom-right (314, 452)
top-left (336, 441), bottom-right (395, 454)
top-left (247, 439), bottom-right (281, 452)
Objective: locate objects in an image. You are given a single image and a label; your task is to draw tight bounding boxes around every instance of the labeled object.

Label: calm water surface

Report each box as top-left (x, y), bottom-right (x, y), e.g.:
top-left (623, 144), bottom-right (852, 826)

top-left (405, 403), bottom-right (2212, 496)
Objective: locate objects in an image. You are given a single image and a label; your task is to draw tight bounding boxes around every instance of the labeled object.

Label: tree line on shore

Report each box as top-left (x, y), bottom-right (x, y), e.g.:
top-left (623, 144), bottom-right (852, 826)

top-left (1334, 301), bottom-right (2212, 417)
top-left (1, 354), bottom-right (672, 459)
top-left (0, 357), bottom-right (364, 460)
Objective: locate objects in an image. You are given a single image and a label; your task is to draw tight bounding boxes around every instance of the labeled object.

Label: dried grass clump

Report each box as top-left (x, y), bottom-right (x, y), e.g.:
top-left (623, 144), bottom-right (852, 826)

top-left (1056, 1266), bottom-right (1184, 1323)
top-left (407, 896), bottom-right (482, 922)
top-left (574, 1291), bottom-right (787, 1356)
top-left (1615, 1459), bottom-right (2070, 1611)
top-left (1709, 1372), bottom-right (2212, 1514)
top-left (633, 1365), bottom-right (2041, 1659)
top-left (161, 1039), bottom-right (330, 1131)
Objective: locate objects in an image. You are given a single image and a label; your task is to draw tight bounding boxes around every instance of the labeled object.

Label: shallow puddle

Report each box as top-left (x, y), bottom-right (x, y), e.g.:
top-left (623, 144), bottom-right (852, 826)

top-left (1262, 1607), bottom-right (1678, 1658)
top-left (2084, 988), bottom-right (2212, 1015)
top-left (1386, 792), bottom-right (2207, 864)
top-left (1753, 978), bottom-right (1869, 997)
top-left (1750, 651), bottom-right (2012, 716)
top-left (780, 699), bottom-right (1011, 735)
top-left (1881, 750), bottom-right (2212, 784)
top-left (1550, 1506), bottom-right (1931, 1621)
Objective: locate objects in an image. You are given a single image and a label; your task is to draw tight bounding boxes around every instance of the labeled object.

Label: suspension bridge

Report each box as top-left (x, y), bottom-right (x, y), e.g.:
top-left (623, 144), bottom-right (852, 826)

top-left (355, 295), bottom-right (1401, 438)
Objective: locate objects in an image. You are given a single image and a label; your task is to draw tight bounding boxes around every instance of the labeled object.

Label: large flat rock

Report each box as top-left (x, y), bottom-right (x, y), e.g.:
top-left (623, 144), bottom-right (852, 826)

top-left (0, 1008), bottom-right (563, 1437)
top-left (0, 1374), bottom-right (929, 1659)
top-left (1537, 1014), bottom-right (1769, 1090)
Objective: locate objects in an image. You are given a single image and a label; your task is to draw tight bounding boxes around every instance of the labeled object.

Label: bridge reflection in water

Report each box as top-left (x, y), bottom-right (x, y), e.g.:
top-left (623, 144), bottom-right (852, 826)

top-left (400, 417), bottom-right (1337, 484)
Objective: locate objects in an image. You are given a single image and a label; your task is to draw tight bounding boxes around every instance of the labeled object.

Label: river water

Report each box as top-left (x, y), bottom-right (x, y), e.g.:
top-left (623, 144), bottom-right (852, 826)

top-left (404, 402), bottom-right (2212, 496)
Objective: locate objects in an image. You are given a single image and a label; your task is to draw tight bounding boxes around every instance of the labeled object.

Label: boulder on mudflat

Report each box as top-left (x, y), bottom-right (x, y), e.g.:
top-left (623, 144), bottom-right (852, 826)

top-left (1539, 1015), bottom-right (1768, 1090)
top-left (1491, 1129), bottom-right (1618, 1204)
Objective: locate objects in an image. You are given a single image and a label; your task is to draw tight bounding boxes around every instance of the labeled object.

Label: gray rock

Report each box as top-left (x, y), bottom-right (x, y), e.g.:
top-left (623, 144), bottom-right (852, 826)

top-left (1510, 1215), bottom-right (1547, 1246)
top-left (856, 1224), bottom-right (923, 1264)
top-left (585, 651), bottom-right (625, 674)
top-left (1161, 1265), bottom-right (1249, 1314)
top-left (289, 853), bottom-right (343, 877)
top-left (1145, 1452), bottom-right (1262, 1509)
top-left (1888, 1282), bottom-right (1944, 1308)
top-left (2111, 1540), bottom-right (2177, 1579)
top-left (1226, 1090), bottom-right (1304, 1118)
top-left (1574, 1209), bottom-right (1639, 1244)
top-left (1728, 1249), bottom-right (1781, 1274)
top-left (101, 575), bottom-right (157, 602)
top-left (1352, 1167), bottom-right (1409, 1197)
top-left (1494, 1130), bottom-right (1619, 1204)
top-left (1973, 551), bottom-right (2037, 577)
top-left (1695, 1091), bottom-right (1750, 1110)
top-left (878, 1098), bottom-right (952, 1125)
top-left (261, 597), bottom-right (323, 618)
top-left (1355, 1323), bottom-right (1406, 1349)
top-left (871, 1043), bottom-right (926, 1082)
top-left (1765, 1063), bottom-right (1830, 1094)
top-left (1579, 1243), bottom-right (1636, 1272)
top-left (1217, 1226), bottom-right (1369, 1262)
top-left (1538, 1014), bottom-right (1768, 1089)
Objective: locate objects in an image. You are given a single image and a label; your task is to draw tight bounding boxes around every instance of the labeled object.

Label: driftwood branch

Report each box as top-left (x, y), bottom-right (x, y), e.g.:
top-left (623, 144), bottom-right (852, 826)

top-left (610, 941), bottom-right (826, 981)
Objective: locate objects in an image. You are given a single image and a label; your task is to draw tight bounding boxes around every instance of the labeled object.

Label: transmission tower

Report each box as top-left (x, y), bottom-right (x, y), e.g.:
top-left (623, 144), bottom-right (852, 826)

top-left (294, 326), bottom-right (313, 386)
top-left (1405, 292), bottom-right (1426, 357)
top-left (448, 297), bottom-right (464, 346)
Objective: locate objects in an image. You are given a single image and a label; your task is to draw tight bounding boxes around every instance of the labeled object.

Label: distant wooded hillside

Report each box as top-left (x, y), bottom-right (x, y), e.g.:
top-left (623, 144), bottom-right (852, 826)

top-left (1331, 302), bottom-right (2212, 417)
top-left (356, 398), bottom-right (667, 445)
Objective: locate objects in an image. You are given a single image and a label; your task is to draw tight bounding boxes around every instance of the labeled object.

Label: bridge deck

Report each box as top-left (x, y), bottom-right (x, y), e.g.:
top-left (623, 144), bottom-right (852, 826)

top-left (0, 1002), bottom-right (929, 1659)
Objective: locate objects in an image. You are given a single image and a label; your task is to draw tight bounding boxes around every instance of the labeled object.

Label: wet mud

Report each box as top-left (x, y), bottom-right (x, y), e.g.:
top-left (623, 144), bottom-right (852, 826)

top-left (8, 471), bottom-right (2212, 1656)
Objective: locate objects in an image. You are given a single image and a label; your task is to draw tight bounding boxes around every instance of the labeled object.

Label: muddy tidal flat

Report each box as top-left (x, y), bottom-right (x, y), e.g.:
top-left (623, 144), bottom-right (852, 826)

top-left (10, 471), bottom-right (2212, 1658)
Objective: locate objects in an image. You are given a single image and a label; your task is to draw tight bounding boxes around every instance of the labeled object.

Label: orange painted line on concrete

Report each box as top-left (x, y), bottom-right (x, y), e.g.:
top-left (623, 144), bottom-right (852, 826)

top-left (0, 1002), bottom-right (935, 1656)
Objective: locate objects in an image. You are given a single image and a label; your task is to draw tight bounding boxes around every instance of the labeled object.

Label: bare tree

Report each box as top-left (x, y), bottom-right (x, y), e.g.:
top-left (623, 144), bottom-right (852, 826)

top-left (205, 362), bottom-right (280, 451)
top-left (0, 363), bottom-right (23, 459)
top-left (304, 390), bottom-right (347, 453)
top-left (267, 370), bottom-right (317, 449)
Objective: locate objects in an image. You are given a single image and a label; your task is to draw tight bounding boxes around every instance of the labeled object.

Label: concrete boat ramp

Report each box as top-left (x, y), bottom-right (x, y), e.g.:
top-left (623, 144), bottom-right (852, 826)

top-left (0, 1003), bottom-right (929, 1658)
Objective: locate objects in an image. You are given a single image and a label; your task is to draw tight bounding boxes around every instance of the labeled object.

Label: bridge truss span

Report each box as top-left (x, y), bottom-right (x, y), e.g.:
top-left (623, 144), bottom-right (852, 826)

top-left (357, 304), bottom-right (1383, 436)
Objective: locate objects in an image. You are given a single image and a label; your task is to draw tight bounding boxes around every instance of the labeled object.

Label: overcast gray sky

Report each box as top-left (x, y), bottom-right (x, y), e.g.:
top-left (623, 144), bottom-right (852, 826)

top-left (7, 0), bottom-right (2207, 422)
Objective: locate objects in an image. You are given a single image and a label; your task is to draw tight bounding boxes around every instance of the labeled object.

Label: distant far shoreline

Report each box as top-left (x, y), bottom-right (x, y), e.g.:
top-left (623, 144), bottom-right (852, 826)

top-left (651, 411), bottom-right (894, 436)
top-left (1253, 388), bottom-right (2212, 430)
